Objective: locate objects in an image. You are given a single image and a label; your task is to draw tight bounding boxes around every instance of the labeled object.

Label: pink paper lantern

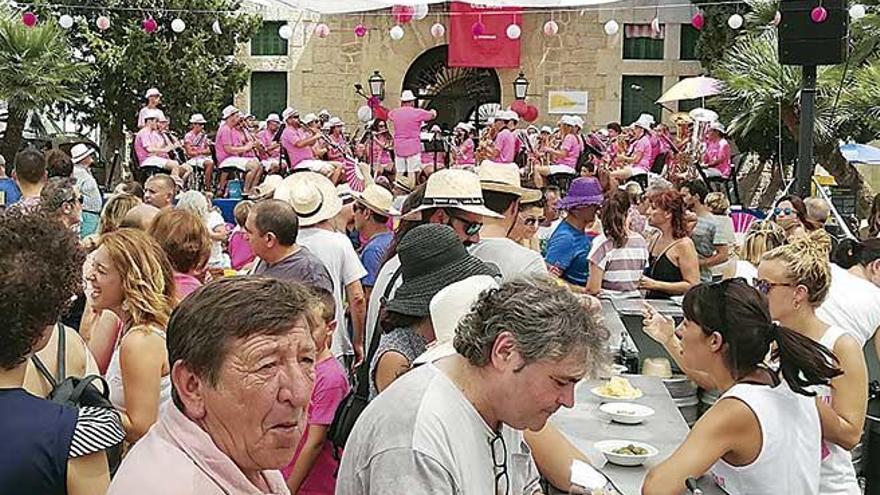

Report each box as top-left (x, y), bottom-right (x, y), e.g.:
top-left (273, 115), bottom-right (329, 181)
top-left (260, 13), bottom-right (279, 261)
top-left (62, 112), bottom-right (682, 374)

top-left (543, 20), bottom-right (559, 36)
top-left (354, 24), bottom-right (367, 37)
top-left (22, 12), bottom-right (37, 28)
top-left (142, 17), bottom-right (158, 33)
top-left (811, 6), bottom-right (828, 23)
top-left (472, 21), bottom-right (485, 36)
top-left (96, 15), bottom-right (111, 31)
top-left (773, 11), bottom-right (782, 26)
top-left (315, 23), bottom-right (331, 38)
top-left (392, 5), bottom-right (414, 24)
top-left (691, 12), bottom-right (705, 30)
top-left (430, 22), bottom-right (445, 38)
top-left (510, 99), bottom-right (529, 118)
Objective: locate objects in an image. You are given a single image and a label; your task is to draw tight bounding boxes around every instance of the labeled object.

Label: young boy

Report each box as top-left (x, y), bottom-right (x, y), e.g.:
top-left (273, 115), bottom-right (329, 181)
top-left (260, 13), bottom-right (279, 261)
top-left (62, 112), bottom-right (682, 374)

top-left (284, 289), bottom-right (350, 494)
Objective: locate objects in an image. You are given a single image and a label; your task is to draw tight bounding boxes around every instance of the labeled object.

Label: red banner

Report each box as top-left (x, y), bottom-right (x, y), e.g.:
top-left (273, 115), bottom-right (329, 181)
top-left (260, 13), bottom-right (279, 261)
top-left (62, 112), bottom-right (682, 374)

top-left (448, 2), bottom-right (522, 68)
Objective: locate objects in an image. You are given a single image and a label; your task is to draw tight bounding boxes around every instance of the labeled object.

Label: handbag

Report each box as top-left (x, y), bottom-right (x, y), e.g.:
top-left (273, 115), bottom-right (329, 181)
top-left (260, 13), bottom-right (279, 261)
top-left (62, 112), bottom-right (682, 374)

top-left (327, 267), bottom-right (402, 458)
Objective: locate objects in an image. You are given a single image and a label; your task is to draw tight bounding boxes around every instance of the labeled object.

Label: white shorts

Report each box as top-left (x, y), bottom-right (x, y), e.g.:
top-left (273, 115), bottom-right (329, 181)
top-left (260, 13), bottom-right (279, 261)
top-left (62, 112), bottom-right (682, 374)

top-left (262, 158), bottom-right (281, 171)
top-left (186, 157), bottom-right (211, 168)
top-left (395, 154), bottom-right (422, 174)
top-left (297, 159), bottom-right (336, 174)
top-left (141, 156), bottom-right (171, 169)
top-left (219, 156), bottom-right (253, 171)
top-left (703, 167), bottom-right (724, 178)
top-left (549, 164), bottom-right (577, 175)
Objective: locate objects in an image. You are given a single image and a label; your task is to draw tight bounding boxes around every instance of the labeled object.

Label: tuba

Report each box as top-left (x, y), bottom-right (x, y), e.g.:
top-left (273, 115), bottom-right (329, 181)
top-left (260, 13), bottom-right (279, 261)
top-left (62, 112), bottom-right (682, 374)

top-left (687, 108), bottom-right (718, 165)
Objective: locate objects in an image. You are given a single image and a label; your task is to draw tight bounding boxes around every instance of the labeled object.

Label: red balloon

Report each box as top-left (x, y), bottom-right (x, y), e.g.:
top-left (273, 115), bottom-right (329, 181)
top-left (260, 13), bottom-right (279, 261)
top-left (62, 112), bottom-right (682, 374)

top-left (523, 104), bottom-right (539, 122)
top-left (373, 105), bottom-right (390, 121)
top-left (510, 99), bottom-right (528, 118)
top-left (392, 5), bottom-right (414, 24)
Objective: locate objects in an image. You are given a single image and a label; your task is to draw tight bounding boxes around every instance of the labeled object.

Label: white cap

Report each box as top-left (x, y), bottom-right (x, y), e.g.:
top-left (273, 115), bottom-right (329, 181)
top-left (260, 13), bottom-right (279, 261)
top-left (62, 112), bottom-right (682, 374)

top-left (221, 105), bottom-right (240, 120)
top-left (540, 126), bottom-right (552, 133)
top-left (189, 113), bottom-right (207, 124)
top-left (327, 117), bottom-right (344, 128)
top-left (560, 115), bottom-right (578, 126)
top-left (636, 113), bottom-right (656, 126)
top-left (301, 113), bottom-right (318, 125)
top-left (401, 90), bottom-right (417, 102)
top-left (70, 143), bottom-right (95, 164)
top-left (142, 108), bottom-right (163, 122)
top-left (282, 107), bottom-right (299, 121)
top-left (506, 110), bottom-right (520, 122)
top-left (145, 87), bottom-right (161, 98)
top-left (710, 122), bottom-right (727, 134)
top-left (266, 113), bottom-right (281, 123)
top-left (572, 116), bottom-right (585, 128)
top-left (318, 109), bottom-right (331, 117)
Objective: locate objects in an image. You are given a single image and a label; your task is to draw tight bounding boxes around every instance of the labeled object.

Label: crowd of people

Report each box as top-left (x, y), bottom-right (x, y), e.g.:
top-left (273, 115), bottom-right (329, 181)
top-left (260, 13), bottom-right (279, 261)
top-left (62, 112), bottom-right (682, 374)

top-left (0, 85), bottom-right (879, 495)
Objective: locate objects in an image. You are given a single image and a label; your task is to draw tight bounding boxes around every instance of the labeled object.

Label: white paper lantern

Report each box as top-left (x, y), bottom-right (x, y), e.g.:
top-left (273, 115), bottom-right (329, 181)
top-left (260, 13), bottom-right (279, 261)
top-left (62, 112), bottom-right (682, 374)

top-left (413, 3), bottom-right (429, 21)
top-left (430, 22), bottom-right (445, 38)
top-left (543, 20), bottom-right (558, 36)
top-left (212, 20), bottom-right (222, 35)
top-left (603, 19), bottom-right (619, 36)
top-left (727, 13), bottom-right (744, 29)
top-left (390, 25), bottom-right (405, 40)
top-left (650, 17), bottom-right (661, 34)
top-left (96, 15), bottom-right (110, 31)
top-left (506, 23), bottom-right (521, 40)
top-left (58, 14), bottom-right (74, 29)
top-left (357, 105), bottom-right (373, 123)
top-left (278, 24), bottom-right (293, 40)
top-left (850, 4), bottom-right (867, 19)
top-left (171, 18), bottom-right (186, 33)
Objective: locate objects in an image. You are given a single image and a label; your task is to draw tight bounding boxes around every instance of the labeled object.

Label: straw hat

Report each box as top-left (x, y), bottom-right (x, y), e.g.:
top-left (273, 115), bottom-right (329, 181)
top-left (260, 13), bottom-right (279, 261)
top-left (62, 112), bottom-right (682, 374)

top-left (394, 174), bottom-right (416, 194)
top-left (406, 169), bottom-right (503, 219)
top-left (401, 90), bottom-right (417, 102)
top-left (385, 224), bottom-right (497, 317)
top-left (670, 112), bottom-right (692, 125)
top-left (336, 184), bottom-right (354, 205)
top-left (273, 172), bottom-right (342, 227)
top-left (413, 275), bottom-right (499, 365)
top-left (253, 174), bottom-right (284, 199)
top-left (352, 183), bottom-right (399, 217)
top-left (477, 161), bottom-right (541, 203)
top-left (221, 105), bottom-right (240, 120)
top-left (70, 143), bottom-right (95, 164)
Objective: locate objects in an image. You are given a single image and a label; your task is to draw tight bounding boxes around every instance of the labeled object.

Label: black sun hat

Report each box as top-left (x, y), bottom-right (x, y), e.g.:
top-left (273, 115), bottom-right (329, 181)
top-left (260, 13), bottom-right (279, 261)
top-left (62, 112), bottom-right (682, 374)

top-left (385, 223), bottom-right (498, 317)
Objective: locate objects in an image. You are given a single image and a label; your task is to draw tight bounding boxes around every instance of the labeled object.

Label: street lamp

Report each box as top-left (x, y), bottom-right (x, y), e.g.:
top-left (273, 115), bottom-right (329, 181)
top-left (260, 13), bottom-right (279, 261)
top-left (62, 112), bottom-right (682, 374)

top-left (513, 72), bottom-right (529, 100)
top-left (369, 70), bottom-right (385, 100)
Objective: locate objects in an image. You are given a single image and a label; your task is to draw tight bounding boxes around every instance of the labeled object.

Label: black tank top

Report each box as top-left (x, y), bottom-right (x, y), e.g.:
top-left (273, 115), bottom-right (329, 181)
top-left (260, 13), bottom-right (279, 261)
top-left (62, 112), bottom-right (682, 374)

top-left (645, 239), bottom-right (684, 299)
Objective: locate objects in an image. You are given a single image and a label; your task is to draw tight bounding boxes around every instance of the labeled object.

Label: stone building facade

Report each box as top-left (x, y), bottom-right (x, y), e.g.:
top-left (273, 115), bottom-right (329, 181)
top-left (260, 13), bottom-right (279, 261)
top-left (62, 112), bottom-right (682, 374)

top-left (237, 1), bottom-right (702, 130)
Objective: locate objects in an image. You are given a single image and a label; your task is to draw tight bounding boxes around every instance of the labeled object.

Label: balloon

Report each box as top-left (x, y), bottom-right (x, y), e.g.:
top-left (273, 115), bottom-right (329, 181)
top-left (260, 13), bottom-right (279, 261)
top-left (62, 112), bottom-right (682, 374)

top-left (392, 5), bottom-right (414, 24)
top-left (315, 23), bottom-right (330, 38)
top-left (354, 24), bottom-right (367, 37)
top-left (691, 12), bottom-right (704, 30)
top-left (850, 4), bottom-right (866, 20)
top-left (472, 21), bottom-right (485, 36)
top-left (543, 20), bottom-right (559, 36)
top-left (278, 24), bottom-right (293, 40)
top-left (603, 19), bottom-right (619, 36)
top-left (59, 14), bottom-right (74, 29)
top-left (171, 18), bottom-right (186, 33)
top-left (523, 105), bottom-right (539, 123)
top-left (431, 22), bottom-right (445, 38)
top-left (772, 11), bottom-right (781, 26)
top-left (811, 6), bottom-right (828, 23)
top-left (96, 15), bottom-right (111, 31)
top-left (413, 3), bottom-right (429, 21)
top-left (390, 25), bottom-right (405, 40)
top-left (727, 13), bottom-right (743, 29)
top-left (357, 105), bottom-right (373, 123)
top-left (650, 17), bottom-right (661, 34)
top-left (142, 17), bottom-right (158, 33)
top-left (212, 20), bottom-right (222, 34)
top-left (506, 24), bottom-right (521, 40)
top-left (510, 99), bottom-right (528, 118)
top-left (22, 12), bottom-right (37, 28)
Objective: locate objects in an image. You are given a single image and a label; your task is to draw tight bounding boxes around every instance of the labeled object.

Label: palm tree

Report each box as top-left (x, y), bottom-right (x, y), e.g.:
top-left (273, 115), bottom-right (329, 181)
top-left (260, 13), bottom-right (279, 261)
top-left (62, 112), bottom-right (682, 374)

top-left (0, 14), bottom-right (86, 162)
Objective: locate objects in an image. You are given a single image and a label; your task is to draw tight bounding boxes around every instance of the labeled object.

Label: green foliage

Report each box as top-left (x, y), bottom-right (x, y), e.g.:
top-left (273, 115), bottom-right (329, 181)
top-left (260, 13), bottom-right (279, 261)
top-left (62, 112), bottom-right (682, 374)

top-left (692, 2), bottom-right (741, 71)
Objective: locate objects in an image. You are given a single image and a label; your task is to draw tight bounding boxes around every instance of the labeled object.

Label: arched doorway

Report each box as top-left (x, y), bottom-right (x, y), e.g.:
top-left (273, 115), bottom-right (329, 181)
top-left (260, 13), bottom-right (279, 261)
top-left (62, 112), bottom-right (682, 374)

top-left (402, 45), bottom-right (501, 130)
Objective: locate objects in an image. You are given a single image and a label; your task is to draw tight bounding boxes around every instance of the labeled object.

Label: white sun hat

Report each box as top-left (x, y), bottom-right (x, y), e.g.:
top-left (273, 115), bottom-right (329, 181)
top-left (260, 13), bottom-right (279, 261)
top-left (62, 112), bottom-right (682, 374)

top-left (273, 172), bottom-right (343, 227)
top-left (406, 169), bottom-right (503, 220)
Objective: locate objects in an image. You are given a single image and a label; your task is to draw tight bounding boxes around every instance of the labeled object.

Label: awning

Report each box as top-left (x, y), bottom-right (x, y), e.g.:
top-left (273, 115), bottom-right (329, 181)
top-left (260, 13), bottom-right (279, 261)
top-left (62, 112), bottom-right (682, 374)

top-left (839, 142), bottom-right (880, 165)
top-left (270, 0), bottom-right (619, 15)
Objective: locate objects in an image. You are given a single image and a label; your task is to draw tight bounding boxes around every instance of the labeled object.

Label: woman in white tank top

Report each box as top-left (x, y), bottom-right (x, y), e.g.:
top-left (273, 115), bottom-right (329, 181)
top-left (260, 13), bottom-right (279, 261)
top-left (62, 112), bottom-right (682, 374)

top-left (758, 232), bottom-right (868, 495)
top-left (86, 229), bottom-right (176, 443)
top-left (642, 278), bottom-right (842, 495)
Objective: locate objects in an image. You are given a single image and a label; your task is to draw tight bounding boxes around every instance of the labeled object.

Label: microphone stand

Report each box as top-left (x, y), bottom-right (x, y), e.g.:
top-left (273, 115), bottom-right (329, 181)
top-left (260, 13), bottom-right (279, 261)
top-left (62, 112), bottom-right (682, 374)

top-left (631, 85), bottom-right (676, 115)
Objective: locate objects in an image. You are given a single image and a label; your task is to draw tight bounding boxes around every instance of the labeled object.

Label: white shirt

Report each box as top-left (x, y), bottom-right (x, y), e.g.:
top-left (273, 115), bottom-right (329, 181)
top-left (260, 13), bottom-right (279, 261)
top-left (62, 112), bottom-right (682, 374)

top-left (337, 364), bottom-right (541, 495)
top-left (817, 263), bottom-right (880, 346)
top-left (206, 211), bottom-right (226, 268)
top-left (734, 260), bottom-right (758, 283)
top-left (297, 227), bottom-right (367, 357)
top-left (469, 237), bottom-right (547, 282)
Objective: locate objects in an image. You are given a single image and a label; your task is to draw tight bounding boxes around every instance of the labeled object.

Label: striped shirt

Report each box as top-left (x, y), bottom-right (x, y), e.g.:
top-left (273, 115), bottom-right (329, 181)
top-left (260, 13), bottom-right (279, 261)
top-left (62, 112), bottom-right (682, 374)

top-left (588, 233), bottom-right (649, 298)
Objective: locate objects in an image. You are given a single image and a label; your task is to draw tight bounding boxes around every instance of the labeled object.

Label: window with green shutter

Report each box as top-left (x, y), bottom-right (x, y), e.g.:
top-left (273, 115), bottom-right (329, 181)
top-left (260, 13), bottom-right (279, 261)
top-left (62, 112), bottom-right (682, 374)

top-left (251, 21), bottom-right (288, 56)
top-left (680, 25), bottom-right (700, 61)
top-left (250, 72), bottom-right (287, 121)
top-left (623, 24), bottom-right (664, 60)
top-left (621, 75), bottom-right (662, 125)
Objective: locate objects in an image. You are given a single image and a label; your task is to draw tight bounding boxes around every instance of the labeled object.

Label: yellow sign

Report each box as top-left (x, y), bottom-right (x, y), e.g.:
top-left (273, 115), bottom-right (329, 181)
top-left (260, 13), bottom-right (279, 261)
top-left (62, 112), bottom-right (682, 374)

top-left (548, 91), bottom-right (588, 115)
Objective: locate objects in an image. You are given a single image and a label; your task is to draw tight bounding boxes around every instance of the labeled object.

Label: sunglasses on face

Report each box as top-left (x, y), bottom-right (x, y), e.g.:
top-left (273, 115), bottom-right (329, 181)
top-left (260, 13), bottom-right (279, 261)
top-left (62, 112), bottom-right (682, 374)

top-left (447, 212), bottom-right (482, 237)
top-left (773, 207), bottom-right (793, 216)
top-left (521, 215), bottom-right (545, 227)
top-left (752, 278), bottom-right (795, 295)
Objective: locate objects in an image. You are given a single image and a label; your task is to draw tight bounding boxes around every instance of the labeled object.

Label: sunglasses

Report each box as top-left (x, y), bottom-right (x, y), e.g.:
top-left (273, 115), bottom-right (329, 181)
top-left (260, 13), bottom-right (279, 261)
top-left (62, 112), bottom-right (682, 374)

top-left (520, 215), bottom-right (545, 227)
top-left (447, 211), bottom-right (482, 237)
top-left (752, 278), bottom-right (795, 295)
top-left (773, 207), bottom-right (793, 216)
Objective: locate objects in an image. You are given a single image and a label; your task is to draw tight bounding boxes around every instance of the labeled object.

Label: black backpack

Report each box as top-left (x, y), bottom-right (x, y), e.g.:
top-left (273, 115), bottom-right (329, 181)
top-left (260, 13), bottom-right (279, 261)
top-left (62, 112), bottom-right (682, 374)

top-left (31, 323), bottom-right (124, 474)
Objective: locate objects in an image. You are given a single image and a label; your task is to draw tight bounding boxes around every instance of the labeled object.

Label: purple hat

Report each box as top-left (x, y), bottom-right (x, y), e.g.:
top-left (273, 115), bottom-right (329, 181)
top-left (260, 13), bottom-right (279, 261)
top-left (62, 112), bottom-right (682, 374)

top-left (557, 177), bottom-right (604, 211)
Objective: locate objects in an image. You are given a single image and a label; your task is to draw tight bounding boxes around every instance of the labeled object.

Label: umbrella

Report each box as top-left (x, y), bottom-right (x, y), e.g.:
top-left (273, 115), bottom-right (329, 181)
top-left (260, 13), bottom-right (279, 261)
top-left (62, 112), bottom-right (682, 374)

top-left (656, 76), bottom-right (722, 104)
top-left (839, 142), bottom-right (880, 165)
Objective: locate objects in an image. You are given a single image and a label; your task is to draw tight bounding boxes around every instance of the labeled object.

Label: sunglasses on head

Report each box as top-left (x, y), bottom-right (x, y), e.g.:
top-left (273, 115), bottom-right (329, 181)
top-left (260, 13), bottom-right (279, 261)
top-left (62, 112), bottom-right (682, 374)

top-left (773, 207), bottom-right (793, 216)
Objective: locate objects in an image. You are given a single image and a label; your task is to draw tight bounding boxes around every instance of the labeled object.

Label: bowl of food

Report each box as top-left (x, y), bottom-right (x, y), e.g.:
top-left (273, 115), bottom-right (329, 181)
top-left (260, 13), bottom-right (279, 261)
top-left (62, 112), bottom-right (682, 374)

top-left (599, 402), bottom-right (655, 424)
top-left (594, 440), bottom-right (659, 467)
top-left (591, 376), bottom-right (643, 401)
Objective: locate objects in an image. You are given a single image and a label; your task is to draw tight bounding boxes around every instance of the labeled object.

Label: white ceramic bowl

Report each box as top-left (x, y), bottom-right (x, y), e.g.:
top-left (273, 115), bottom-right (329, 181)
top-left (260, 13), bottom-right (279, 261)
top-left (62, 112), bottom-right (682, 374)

top-left (595, 440), bottom-right (659, 467)
top-left (599, 402), bottom-right (656, 424)
top-left (590, 386), bottom-right (643, 401)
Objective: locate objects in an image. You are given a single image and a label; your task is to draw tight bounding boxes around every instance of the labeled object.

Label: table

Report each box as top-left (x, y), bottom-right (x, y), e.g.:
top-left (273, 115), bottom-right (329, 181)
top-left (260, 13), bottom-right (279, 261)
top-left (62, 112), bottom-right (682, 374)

top-left (611, 299), bottom-right (683, 370)
top-left (601, 301), bottom-right (632, 353)
top-left (550, 375), bottom-right (724, 495)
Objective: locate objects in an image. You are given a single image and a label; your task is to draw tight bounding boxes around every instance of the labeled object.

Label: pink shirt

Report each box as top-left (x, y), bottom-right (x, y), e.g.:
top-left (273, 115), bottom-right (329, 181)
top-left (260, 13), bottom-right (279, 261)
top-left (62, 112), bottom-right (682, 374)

top-left (704, 138), bottom-right (732, 178)
top-left (215, 123), bottom-right (246, 164)
top-left (173, 272), bottom-right (202, 301)
top-left (281, 126), bottom-right (315, 168)
top-left (494, 128), bottom-right (516, 163)
top-left (389, 107), bottom-right (433, 158)
top-left (258, 129), bottom-right (280, 160)
top-left (282, 357), bottom-right (350, 493)
top-left (457, 138), bottom-right (475, 165)
top-left (557, 134), bottom-right (581, 167)
top-left (184, 130), bottom-right (211, 158)
top-left (326, 134), bottom-right (348, 162)
top-left (421, 149), bottom-right (446, 166)
top-left (134, 128), bottom-right (162, 164)
top-left (370, 136), bottom-right (393, 165)
top-left (630, 135), bottom-right (653, 172)
top-left (229, 228), bottom-right (256, 270)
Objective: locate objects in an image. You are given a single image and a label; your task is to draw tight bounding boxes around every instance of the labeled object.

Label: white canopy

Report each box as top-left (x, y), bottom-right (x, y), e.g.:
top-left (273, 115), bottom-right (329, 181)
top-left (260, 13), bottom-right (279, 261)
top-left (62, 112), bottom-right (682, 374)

top-left (270, 0), bottom-right (619, 15)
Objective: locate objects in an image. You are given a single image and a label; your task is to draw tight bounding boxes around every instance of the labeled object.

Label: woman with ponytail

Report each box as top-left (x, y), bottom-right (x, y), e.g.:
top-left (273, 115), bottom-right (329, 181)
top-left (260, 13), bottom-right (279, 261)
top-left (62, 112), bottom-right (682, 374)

top-left (758, 232), bottom-right (867, 495)
top-left (585, 189), bottom-right (649, 298)
top-left (642, 278), bottom-right (842, 495)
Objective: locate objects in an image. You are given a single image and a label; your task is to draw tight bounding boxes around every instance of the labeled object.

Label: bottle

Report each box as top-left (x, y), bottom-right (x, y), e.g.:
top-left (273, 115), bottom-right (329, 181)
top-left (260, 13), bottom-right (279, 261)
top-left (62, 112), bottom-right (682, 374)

top-left (619, 331), bottom-right (640, 375)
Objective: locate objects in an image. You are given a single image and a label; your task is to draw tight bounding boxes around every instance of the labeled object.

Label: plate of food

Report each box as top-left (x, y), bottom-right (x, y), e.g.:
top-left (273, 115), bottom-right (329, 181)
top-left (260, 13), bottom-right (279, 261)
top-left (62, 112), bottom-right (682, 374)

top-left (599, 402), bottom-right (655, 424)
top-left (594, 440), bottom-right (659, 467)
top-left (591, 376), bottom-right (643, 400)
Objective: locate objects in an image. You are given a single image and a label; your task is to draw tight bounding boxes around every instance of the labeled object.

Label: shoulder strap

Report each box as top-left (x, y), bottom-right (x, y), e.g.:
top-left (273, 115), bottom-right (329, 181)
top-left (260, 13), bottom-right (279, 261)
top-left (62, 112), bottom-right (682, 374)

top-left (30, 323), bottom-right (65, 388)
top-left (56, 322), bottom-right (66, 380)
top-left (355, 267), bottom-right (403, 397)
top-left (649, 238), bottom-right (686, 278)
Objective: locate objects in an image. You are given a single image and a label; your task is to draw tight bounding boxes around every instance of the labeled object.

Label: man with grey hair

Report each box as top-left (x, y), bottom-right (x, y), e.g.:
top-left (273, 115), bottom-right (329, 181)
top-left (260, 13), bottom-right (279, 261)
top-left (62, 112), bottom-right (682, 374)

top-left (338, 276), bottom-right (608, 494)
top-left (805, 196), bottom-right (830, 230)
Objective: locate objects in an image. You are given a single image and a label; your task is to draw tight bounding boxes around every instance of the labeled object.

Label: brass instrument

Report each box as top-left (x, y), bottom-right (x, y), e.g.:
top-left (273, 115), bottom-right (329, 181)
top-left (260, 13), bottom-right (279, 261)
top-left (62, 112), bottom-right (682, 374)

top-left (475, 126), bottom-right (498, 163)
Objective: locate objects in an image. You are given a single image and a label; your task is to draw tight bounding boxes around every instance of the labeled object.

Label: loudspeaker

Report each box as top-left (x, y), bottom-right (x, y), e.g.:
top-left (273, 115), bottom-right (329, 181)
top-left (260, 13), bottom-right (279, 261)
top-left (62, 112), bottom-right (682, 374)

top-left (778, 0), bottom-right (848, 66)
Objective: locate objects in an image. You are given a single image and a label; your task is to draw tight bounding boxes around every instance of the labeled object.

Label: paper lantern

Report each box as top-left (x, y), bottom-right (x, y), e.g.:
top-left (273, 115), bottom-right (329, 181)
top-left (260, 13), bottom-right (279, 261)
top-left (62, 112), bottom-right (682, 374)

top-left (277, 24), bottom-right (293, 39)
top-left (22, 12), bottom-right (37, 28)
top-left (691, 12), bottom-right (705, 30)
top-left (413, 3), bottom-right (429, 21)
top-left (543, 20), bottom-right (559, 36)
top-left (431, 22), bottom-right (445, 38)
top-left (603, 19), bottom-right (620, 36)
top-left (392, 5), bottom-right (414, 24)
top-left (212, 20), bottom-right (222, 34)
top-left (142, 17), bottom-right (158, 33)
top-left (390, 25), bottom-right (405, 41)
top-left (772, 11), bottom-right (782, 25)
top-left (650, 17), bottom-right (661, 34)
top-left (354, 24), bottom-right (367, 37)
top-left (727, 13), bottom-right (744, 29)
top-left (850, 4), bottom-right (867, 19)
top-left (315, 23), bottom-right (330, 38)
top-left (472, 21), bottom-right (485, 36)
top-left (357, 105), bottom-right (373, 123)
top-left (510, 99), bottom-right (529, 118)
top-left (811, 6), bottom-right (828, 23)
top-left (96, 15), bottom-right (111, 31)
top-left (171, 18), bottom-right (186, 33)
top-left (506, 23), bottom-right (521, 40)
top-left (523, 104), bottom-right (539, 123)
top-left (59, 14), bottom-right (74, 29)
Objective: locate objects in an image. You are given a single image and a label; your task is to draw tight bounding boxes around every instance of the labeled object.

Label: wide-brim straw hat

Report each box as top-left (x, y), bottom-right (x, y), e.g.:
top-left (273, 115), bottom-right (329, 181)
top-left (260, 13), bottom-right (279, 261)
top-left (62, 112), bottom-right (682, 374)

top-left (351, 183), bottom-right (399, 217)
top-left (273, 172), bottom-right (342, 227)
top-left (413, 275), bottom-right (499, 365)
top-left (477, 161), bottom-right (541, 203)
top-left (254, 174), bottom-right (284, 199)
top-left (385, 224), bottom-right (498, 317)
top-left (406, 169), bottom-right (503, 220)
top-left (557, 177), bottom-right (604, 211)
top-left (394, 174), bottom-right (415, 194)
